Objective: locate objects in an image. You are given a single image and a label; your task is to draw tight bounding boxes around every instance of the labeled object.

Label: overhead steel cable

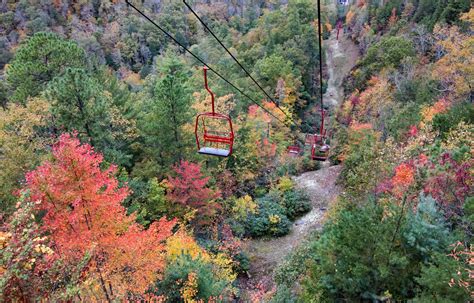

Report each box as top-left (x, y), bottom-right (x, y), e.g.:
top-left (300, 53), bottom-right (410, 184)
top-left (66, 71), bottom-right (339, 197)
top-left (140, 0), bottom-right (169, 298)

top-left (182, 0), bottom-right (299, 127)
top-left (124, 0), bottom-right (291, 128)
top-left (317, 0), bottom-right (325, 111)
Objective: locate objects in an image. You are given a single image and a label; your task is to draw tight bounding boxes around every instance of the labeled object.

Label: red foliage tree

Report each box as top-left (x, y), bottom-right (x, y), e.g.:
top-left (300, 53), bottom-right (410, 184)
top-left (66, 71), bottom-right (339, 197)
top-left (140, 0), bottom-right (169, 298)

top-left (424, 153), bottom-right (473, 219)
top-left (167, 160), bottom-right (221, 225)
top-left (24, 133), bottom-right (175, 301)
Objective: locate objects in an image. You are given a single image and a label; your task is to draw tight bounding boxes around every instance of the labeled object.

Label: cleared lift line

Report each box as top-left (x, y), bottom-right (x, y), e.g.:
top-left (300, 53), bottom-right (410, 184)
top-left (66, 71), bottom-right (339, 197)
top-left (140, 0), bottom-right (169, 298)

top-left (124, 0), bottom-right (292, 128)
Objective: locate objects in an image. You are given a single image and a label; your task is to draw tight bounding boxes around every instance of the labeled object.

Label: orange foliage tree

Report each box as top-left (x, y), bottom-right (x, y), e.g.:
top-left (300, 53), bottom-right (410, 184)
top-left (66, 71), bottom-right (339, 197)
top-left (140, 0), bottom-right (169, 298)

top-left (24, 133), bottom-right (175, 301)
top-left (391, 163), bottom-right (415, 199)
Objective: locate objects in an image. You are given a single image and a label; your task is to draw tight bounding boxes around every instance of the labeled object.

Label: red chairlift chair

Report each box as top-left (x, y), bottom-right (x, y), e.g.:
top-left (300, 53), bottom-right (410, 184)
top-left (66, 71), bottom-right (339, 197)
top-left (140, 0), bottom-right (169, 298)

top-left (287, 144), bottom-right (301, 157)
top-left (310, 108), bottom-right (330, 161)
top-left (195, 67), bottom-right (234, 157)
top-left (311, 141), bottom-right (330, 161)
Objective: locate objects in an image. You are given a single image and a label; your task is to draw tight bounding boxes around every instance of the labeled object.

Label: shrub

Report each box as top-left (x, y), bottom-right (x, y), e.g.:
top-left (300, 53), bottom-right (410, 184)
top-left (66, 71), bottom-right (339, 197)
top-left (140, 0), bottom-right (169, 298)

top-left (253, 186), bottom-right (268, 198)
top-left (277, 176), bottom-right (294, 192)
top-left (270, 285), bottom-right (297, 303)
top-left (244, 197), bottom-right (291, 237)
top-left (232, 195), bottom-right (258, 221)
top-left (281, 189), bottom-right (312, 220)
top-left (226, 218), bottom-right (246, 238)
top-left (233, 251), bottom-right (251, 274)
top-left (153, 254), bottom-right (229, 302)
top-left (274, 234), bottom-right (318, 290)
top-left (276, 155), bottom-right (320, 177)
top-left (236, 184), bottom-right (311, 238)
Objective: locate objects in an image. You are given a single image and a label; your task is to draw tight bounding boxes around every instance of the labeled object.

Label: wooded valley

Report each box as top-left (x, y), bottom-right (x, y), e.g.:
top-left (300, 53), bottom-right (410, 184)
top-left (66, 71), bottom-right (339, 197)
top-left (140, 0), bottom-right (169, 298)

top-left (0, 0), bottom-right (472, 302)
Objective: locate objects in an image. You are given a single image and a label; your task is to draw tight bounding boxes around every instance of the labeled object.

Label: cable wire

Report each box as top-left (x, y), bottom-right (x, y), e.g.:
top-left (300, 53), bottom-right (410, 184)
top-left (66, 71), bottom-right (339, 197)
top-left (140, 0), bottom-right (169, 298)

top-left (317, 0), bottom-right (324, 111)
top-left (182, 0), bottom-right (299, 127)
top-left (124, 0), bottom-right (291, 128)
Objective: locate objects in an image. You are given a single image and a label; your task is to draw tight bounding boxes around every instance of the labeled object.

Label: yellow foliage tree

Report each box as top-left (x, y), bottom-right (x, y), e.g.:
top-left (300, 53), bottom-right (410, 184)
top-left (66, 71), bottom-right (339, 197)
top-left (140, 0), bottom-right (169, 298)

top-left (0, 98), bottom-right (51, 213)
top-left (277, 176), bottom-right (295, 192)
top-left (441, 121), bottom-right (474, 152)
top-left (166, 229), bottom-right (208, 262)
top-left (346, 10), bottom-right (356, 25)
top-left (232, 195), bottom-right (258, 220)
top-left (419, 98), bottom-right (449, 128)
top-left (165, 228), bottom-right (237, 301)
top-left (432, 10), bottom-right (474, 100)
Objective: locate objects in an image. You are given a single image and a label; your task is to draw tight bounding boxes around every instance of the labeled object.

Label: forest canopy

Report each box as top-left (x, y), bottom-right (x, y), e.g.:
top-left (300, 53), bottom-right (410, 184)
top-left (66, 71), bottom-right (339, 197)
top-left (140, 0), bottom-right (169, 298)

top-left (0, 0), bottom-right (472, 302)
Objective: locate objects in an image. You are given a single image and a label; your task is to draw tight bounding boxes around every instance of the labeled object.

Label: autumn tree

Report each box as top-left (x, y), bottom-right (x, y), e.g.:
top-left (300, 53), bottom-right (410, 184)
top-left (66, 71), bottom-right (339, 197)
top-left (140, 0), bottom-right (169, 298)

top-left (229, 102), bottom-right (287, 183)
top-left (0, 98), bottom-right (51, 214)
top-left (340, 123), bottom-right (383, 198)
top-left (167, 160), bottom-right (221, 228)
top-left (254, 54), bottom-right (300, 102)
top-left (23, 133), bottom-right (175, 301)
top-left (155, 229), bottom-right (236, 302)
top-left (127, 178), bottom-right (174, 228)
top-left (0, 195), bottom-right (55, 301)
top-left (6, 32), bottom-right (86, 104)
top-left (355, 36), bottom-right (415, 89)
top-left (432, 10), bottom-right (474, 101)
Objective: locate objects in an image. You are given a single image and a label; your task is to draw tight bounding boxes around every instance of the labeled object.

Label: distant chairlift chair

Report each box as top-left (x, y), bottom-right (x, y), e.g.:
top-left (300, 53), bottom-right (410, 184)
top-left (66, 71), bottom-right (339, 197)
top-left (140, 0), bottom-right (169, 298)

top-left (311, 140), bottom-right (330, 161)
top-left (287, 144), bottom-right (302, 157)
top-left (307, 109), bottom-right (330, 161)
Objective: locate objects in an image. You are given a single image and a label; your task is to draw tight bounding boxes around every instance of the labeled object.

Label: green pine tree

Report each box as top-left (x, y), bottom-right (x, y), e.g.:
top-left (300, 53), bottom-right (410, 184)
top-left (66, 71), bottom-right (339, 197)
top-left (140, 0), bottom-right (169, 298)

top-left (6, 32), bottom-right (86, 104)
top-left (45, 68), bottom-right (137, 167)
top-left (136, 54), bottom-right (192, 177)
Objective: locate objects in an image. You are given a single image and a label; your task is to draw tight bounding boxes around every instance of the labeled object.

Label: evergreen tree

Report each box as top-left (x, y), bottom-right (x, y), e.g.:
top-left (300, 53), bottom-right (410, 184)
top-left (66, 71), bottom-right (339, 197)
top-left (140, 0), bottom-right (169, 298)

top-left (138, 54), bottom-right (192, 175)
top-left (45, 68), bottom-right (137, 167)
top-left (6, 32), bottom-right (86, 103)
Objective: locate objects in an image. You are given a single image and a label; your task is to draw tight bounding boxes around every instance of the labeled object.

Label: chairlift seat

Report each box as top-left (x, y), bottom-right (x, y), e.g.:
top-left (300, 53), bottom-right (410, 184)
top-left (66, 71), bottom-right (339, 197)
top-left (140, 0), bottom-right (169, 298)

top-left (195, 112), bottom-right (234, 158)
top-left (198, 147), bottom-right (231, 157)
top-left (319, 144), bottom-right (330, 152)
top-left (305, 133), bottom-right (326, 145)
top-left (311, 143), bottom-right (330, 161)
top-left (288, 146), bottom-right (300, 153)
top-left (287, 145), bottom-right (301, 157)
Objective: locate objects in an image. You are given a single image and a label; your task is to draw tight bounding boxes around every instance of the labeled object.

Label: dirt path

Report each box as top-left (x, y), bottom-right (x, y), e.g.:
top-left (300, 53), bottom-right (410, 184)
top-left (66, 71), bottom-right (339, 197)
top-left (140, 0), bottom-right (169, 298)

top-left (324, 28), bottom-right (360, 107)
top-left (238, 30), bottom-right (359, 301)
top-left (242, 165), bottom-right (342, 286)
